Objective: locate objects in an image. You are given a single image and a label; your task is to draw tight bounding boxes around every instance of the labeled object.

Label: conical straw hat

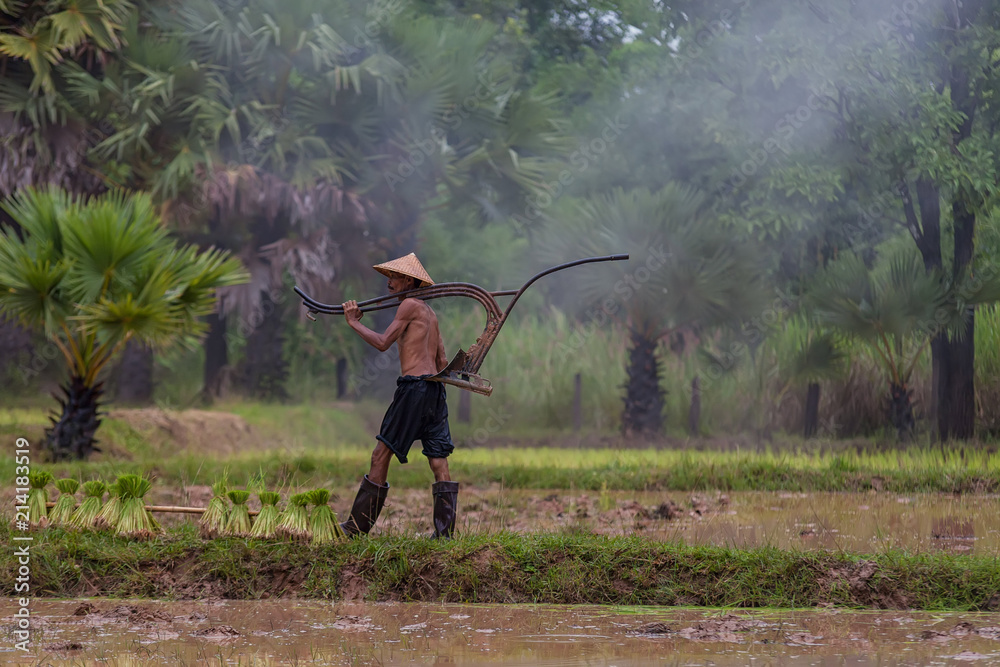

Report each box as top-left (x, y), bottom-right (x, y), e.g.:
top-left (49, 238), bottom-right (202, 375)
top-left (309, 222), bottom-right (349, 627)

top-left (372, 253), bottom-right (434, 287)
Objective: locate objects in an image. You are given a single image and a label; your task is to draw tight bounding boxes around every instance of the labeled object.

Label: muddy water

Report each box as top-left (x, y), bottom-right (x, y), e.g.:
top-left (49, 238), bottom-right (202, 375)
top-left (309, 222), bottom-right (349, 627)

top-left (3, 600), bottom-right (1000, 665)
top-left (360, 488), bottom-right (1000, 553)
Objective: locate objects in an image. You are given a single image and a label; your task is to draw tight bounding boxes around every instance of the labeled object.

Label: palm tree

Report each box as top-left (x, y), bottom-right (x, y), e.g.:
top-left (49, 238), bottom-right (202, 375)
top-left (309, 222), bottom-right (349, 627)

top-left (1, 0), bottom-right (137, 379)
top-left (807, 251), bottom-right (947, 440)
top-left (809, 249), bottom-right (1000, 440)
top-left (538, 184), bottom-right (768, 435)
top-left (0, 187), bottom-right (246, 459)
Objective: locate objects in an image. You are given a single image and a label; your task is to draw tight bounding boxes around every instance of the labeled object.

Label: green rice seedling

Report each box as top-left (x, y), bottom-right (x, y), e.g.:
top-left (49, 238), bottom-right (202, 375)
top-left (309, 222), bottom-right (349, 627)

top-left (115, 474), bottom-right (160, 540)
top-left (200, 479), bottom-right (230, 539)
top-left (277, 493), bottom-right (311, 541)
top-left (225, 490), bottom-right (252, 537)
top-left (308, 489), bottom-right (345, 545)
top-left (94, 479), bottom-right (123, 530)
top-left (69, 480), bottom-right (107, 529)
top-left (27, 471), bottom-right (53, 527)
top-left (249, 491), bottom-right (282, 539)
top-left (48, 478), bottom-right (80, 525)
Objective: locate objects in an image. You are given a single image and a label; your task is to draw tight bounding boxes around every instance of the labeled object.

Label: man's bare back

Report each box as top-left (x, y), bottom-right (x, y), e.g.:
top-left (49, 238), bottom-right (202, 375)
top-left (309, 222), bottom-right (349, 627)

top-left (342, 274), bottom-right (447, 377)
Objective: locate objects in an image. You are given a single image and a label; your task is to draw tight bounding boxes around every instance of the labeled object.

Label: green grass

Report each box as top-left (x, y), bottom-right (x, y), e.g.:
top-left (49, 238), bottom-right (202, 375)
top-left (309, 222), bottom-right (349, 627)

top-left (3, 522), bottom-right (998, 610)
top-left (2, 402), bottom-right (997, 492)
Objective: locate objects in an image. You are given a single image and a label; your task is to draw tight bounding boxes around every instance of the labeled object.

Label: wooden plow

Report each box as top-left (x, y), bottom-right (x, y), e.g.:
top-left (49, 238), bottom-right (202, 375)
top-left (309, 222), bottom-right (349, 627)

top-left (293, 254), bottom-right (629, 396)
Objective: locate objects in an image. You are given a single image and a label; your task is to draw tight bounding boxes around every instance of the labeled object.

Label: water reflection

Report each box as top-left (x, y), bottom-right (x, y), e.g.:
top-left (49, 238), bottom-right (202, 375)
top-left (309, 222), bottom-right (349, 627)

top-left (2, 600), bottom-right (999, 666)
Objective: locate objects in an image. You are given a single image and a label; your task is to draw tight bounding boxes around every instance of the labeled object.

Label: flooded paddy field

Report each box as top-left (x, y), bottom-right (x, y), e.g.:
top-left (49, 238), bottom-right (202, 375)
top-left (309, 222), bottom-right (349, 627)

top-left (4, 599), bottom-right (1000, 666)
top-left (301, 487), bottom-right (1000, 554)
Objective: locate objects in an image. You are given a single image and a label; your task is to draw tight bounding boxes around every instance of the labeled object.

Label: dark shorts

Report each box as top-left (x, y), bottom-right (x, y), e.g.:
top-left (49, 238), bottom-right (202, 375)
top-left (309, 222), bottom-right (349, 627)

top-left (377, 375), bottom-right (454, 464)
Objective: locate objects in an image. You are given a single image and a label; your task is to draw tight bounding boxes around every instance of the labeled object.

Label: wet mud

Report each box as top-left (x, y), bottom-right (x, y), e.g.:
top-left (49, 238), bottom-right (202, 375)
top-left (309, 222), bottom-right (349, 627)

top-left (3, 600), bottom-right (1000, 665)
top-left (366, 487), bottom-right (1000, 553)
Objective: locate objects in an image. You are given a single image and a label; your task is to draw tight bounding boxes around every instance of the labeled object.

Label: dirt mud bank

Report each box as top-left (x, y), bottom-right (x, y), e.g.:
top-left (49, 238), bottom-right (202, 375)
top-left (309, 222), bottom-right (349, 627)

top-left (4, 527), bottom-right (1000, 610)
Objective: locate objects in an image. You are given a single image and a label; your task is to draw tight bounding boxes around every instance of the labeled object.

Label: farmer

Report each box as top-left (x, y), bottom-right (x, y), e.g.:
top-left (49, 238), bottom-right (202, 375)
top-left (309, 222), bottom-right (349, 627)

top-left (339, 253), bottom-right (459, 539)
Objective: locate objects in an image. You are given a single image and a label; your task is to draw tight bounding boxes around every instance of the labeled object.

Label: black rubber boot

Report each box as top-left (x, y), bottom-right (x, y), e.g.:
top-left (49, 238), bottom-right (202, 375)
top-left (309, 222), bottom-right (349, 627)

top-left (431, 481), bottom-right (459, 539)
top-left (341, 475), bottom-right (389, 537)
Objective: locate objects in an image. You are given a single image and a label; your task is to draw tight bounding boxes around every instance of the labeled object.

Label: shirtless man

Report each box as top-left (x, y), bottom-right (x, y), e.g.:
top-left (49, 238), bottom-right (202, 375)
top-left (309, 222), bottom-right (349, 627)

top-left (339, 253), bottom-right (459, 539)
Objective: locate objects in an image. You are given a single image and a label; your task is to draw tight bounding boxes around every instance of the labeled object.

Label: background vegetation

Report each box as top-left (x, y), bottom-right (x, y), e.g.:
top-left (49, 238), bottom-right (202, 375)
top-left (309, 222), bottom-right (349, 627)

top-left (4, 0), bottom-right (1000, 446)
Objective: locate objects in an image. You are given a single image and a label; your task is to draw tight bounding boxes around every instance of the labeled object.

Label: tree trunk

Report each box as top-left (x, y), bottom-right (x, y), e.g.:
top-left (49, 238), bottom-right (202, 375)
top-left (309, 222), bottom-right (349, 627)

top-left (45, 375), bottom-right (103, 460)
top-left (946, 200), bottom-right (977, 439)
top-left (458, 388), bottom-right (471, 423)
top-left (942, 42), bottom-right (979, 439)
top-left (889, 382), bottom-right (915, 442)
top-left (804, 382), bottom-right (820, 438)
top-left (0, 316), bottom-right (32, 363)
top-left (622, 329), bottom-right (664, 436)
top-left (573, 373), bottom-right (582, 432)
top-left (688, 375), bottom-right (700, 436)
top-left (113, 340), bottom-right (153, 405)
top-left (946, 317), bottom-right (976, 440)
top-left (933, 333), bottom-right (950, 442)
top-left (203, 312), bottom-right (229, 401)
top-left (238, 290), bottom-right (289, 401)
top-left (912, 177), bottom-right (947, 441)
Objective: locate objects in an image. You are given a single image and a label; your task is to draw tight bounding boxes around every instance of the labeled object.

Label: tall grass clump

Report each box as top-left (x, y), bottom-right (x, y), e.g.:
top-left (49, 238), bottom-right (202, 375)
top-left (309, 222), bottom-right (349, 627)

top-left (225, 490), bottom-right (252, 537)
top-left (69, 480), bottom-right (106, 529)
top-left (48, 478), bottom-right (79, 525)
top-left (249, 491), bottom-right (281, 539)
top-left (307, 489), bottom-right (345, 545)
top-left (277, 492), bottom-right (311, 541)
top-left (976, 304), bottom-right (1000, 436)
top-left (115, 475), bottom-right (159, 540)
top-left (200, 479), bottom-right (229, 538)
top-left (447, 310), bottom-right (627, 432)
top-left (27, 471), bottom-right (53, 527)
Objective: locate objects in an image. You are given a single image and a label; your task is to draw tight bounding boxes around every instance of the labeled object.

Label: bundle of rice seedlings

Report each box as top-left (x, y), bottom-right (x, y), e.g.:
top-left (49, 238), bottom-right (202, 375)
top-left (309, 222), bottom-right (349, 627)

top-left (277, 493), bottom-right (311, 541)
top-left (69, 481), bottom-right (107, 529)
top-left (308, 489), bottom-right (346, 546)
top-left (48, 478), bottom-right (80, 525)
top-left (115, 474), bottom-right (160, 540)
top-left (199, 479), bottom-right (230, 538)
top-left (94, 479), bottom-right (123, 530)
top-left (225, 490), bottom-right (252, 537)
top-left (27, 471), bottom-right (54, 527)
top-left (249, 491), bottom-right (281, 539)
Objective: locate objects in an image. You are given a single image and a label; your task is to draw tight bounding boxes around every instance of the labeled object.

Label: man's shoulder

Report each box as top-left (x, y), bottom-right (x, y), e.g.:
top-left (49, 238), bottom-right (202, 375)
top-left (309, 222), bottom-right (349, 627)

top-left (398, 297), bottom-right (434, 318)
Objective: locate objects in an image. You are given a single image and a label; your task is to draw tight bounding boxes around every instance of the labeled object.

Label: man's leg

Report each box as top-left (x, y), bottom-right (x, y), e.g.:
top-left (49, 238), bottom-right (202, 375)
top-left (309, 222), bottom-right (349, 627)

top-left (428, 457), bottom-right (450, 482)
top-left (428, 456), bottom-right (458, 539)
top-left (341, 442), bottom-right (393, 536)
top-left (368, 442), bottom-right (394, 485)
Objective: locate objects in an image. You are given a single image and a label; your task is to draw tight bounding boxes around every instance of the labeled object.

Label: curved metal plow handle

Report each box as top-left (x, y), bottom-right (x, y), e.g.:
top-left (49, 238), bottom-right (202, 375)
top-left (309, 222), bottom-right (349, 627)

top-left (294, 254), bottom-right (630, 395)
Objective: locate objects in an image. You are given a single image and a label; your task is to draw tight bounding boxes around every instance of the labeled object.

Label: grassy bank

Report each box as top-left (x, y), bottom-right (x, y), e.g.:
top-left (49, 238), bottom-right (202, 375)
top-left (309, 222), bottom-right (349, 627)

top-left (3, 403), bottom-right (998, 493)
top-left (4, 523), bottom-right (999, 610)
top-left (8, 445), bottom-right (1000, 494)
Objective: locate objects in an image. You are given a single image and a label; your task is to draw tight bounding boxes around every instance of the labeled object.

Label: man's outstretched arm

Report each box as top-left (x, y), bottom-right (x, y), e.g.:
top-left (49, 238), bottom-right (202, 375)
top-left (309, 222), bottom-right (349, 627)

top-left (343, 299), bottom-right (415, 351)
